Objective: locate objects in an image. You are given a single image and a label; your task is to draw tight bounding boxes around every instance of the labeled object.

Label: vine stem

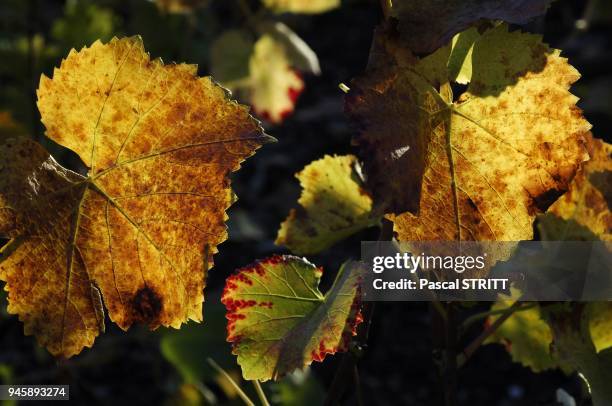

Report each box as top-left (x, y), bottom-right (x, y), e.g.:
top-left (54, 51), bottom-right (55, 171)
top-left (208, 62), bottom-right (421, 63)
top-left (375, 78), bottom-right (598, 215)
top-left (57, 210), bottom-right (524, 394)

top-left (207, 358), bottom-right (255, 406)
top-left (457, 299), bottom-right (524, 367)
top-left (460, 302), bottom-right (537, 333)
top-left (252, 380), bottom-right (270, 406)
top-left (323, 219), bottom-right (392, 405)
top-left (431, 302), bottom-right (458, 406)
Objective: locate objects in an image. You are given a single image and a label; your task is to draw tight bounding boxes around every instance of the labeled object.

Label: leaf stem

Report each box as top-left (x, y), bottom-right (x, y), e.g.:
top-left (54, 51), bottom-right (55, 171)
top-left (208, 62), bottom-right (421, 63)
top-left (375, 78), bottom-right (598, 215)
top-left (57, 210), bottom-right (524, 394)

top-left (324, 219), bottom-right (393, 405)
top-left (207, 358), bottom-right (255, 406)
top-left (252, 380), bottom-right (270, 406)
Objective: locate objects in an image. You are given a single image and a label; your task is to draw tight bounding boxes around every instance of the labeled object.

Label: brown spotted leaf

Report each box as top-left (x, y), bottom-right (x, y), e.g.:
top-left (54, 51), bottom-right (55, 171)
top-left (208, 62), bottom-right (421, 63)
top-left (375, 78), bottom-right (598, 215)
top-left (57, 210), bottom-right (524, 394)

top-left (539, 133), bottom-right (612, 241)
top-left (222, 256), bottom-right (363, 381)
top-left (347, 24), bottom-right (590, 241)
top-left (389, 0), bottom-right (554, 54)
top-left (0, 36), bottom-right (270, 357)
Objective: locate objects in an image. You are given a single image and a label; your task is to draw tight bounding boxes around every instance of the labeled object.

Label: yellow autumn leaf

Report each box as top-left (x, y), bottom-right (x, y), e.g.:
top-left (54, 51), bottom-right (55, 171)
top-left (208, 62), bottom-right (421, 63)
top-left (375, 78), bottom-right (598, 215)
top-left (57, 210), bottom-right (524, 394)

top-left (276, 155), bottom-right (379, 255)
top-left (262, 0), bottom-right (339, 14)
top-left (0, 36), bottom-right (270, 357)
top-left (248, 35), bottom-right (304, 124)
top-left (589, 302), bottom-right (612, 352)
top-left (539, 133), bottom-right (611, 241)
top-left (347, 24), bottom-right (590, 242)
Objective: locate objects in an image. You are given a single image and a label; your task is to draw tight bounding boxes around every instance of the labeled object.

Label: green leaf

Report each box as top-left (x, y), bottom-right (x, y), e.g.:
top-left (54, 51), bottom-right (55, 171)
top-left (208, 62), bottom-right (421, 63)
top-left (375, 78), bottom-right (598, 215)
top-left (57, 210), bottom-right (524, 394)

top-left (588, 302), bottom-right (612, 353)
top-left (486, 288), bottom-right (558, 373)
top-left (222, 256), bottom-right (364, 381)
top-left (447, 27), bottom-right (481, 84)
top-left (487, 292), bottom-right (612, 373)
top-left (276, 155), bottom-right (379, 255)
top-left (544, 304), bottom-right (612, 406)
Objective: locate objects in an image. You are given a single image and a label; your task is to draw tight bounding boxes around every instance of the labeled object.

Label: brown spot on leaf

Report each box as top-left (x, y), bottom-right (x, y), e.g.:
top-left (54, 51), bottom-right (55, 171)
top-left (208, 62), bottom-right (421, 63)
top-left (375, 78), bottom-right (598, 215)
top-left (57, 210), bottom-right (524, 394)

top-left (529, 188), bottom-right (564, 214)
top-left (131, 286), bottom-right (163, 324)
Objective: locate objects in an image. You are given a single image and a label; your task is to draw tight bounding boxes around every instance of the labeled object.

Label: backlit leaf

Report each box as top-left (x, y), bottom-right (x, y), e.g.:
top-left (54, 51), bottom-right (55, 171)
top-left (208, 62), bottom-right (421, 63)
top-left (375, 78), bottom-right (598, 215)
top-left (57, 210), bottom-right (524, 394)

top-left (539, 133), bottom-right (612, 241)
top-left (0, 36), bottom-right (270, 357)
top-left (389, 0), bottom-right (553, 54)
top-left (589, 302), bottom-right (612, 353)
top-left (347, 24), bottom-right (590, 242)
top-left (218, 34), bottom-right (305, 124)
top-left (485, 289), bottom-right (557, 372)
top-left (545, 304), bottom-right (612, 405)
top-left (248, 35), bottom-right (304, 124)
top-left (262, 0), bottom-right (339, 14)
top-left (487, 291), bottom-right (612, 372)
top-left (276, 155), bottom-right (379, 255)
top-left (222, 256), bottom-right (363, 381)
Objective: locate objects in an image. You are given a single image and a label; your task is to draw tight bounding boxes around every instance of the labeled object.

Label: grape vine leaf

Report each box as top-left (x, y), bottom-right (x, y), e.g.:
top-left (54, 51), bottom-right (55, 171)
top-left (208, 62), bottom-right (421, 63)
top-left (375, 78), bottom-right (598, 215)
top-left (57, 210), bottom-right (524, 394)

top-left (262, 0), bottom-right (339, 14)
top-left (388, 0), bottom-right (554, 54)
top-left (487, 291), bottom-right (612, 373)
top-left (216, 33), bottom-right (305, 124)
top-left (0, 36), bottom-right (271, 357)
top-left (538, 133), bottom-right (612, 241)
top-left (222, 256), bottom-right (363, 381)
top-left (248, 35), bottom-right (304, 124)
top-left (544, 304), bottom-right (612, 405)
top-left (588, 302), bottom-right (612, 353)
top-left (347, 24), bottom-right (591, 242)
top-left (276, 155), bottom-right (379, 255)
top-left (485, 289), bottom-right (557, 372)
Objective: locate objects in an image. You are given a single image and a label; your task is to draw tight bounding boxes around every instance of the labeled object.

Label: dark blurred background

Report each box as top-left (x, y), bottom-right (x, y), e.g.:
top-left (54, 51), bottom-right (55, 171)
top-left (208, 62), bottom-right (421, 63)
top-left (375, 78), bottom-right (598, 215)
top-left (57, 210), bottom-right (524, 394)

top-left (0, 0), bottom-right (611, 405)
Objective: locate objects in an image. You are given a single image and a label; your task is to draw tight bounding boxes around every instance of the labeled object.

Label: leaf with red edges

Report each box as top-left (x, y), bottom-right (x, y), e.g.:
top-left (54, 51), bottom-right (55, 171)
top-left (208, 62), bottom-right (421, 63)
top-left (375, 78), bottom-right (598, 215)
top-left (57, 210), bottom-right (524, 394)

top-left (222, 255), bottom-right (363, 381)
top-left (248, 35), bottom-right (304, 124)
